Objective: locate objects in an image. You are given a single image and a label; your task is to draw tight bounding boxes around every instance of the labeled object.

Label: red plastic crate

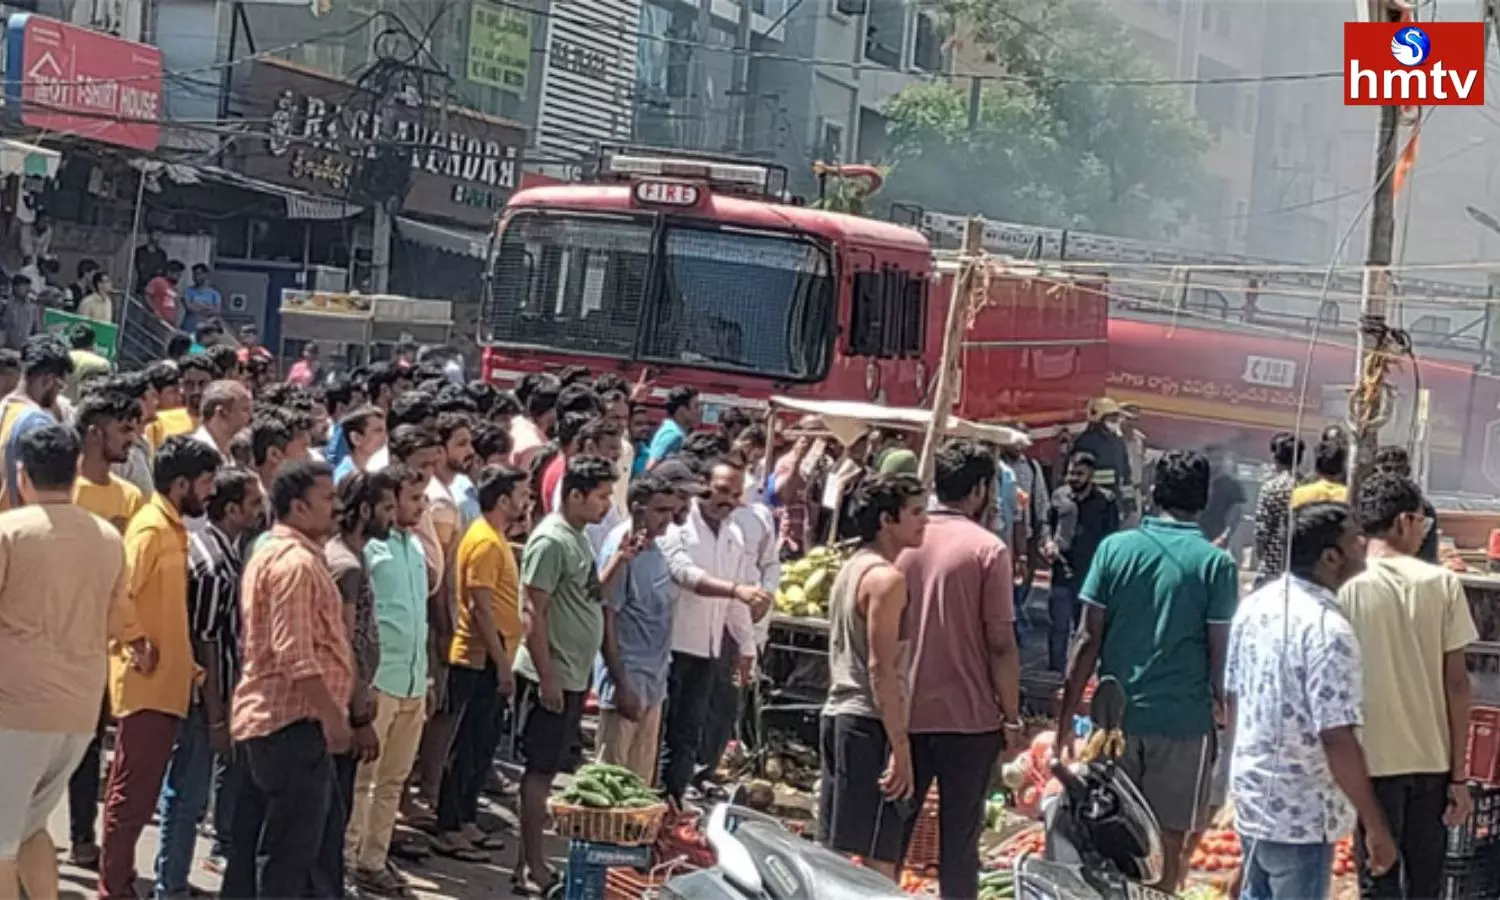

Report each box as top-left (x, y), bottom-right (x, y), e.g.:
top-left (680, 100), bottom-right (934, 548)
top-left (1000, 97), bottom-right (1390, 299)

top-left (1466, 706), bottom-right (1500, 784)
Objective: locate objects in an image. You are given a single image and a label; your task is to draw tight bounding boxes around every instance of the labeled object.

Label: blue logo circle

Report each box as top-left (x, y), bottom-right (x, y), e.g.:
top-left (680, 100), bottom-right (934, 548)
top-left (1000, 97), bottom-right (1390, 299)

top-left (1391, 26), bottom-right (1430, 66)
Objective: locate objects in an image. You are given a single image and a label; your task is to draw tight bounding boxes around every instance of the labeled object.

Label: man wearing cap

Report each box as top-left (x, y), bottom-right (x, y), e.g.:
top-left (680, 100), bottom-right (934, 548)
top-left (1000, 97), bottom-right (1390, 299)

top-left (1072, 398), bottom-right (1133, 513)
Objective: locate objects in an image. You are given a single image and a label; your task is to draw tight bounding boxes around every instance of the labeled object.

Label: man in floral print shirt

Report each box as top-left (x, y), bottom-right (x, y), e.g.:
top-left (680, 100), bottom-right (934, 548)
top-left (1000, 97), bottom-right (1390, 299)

top-left (1226, 502), bottom-right (1396, 900)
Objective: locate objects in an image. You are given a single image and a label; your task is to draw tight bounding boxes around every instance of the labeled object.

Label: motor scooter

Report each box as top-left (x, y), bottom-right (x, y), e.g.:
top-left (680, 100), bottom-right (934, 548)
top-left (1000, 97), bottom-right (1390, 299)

top-left (1014, 676), bottom-right (1175, 900)
top-left (659, 801), bottom-right (910, 900)
top-left (663, 676), bottom-right (1169, 900)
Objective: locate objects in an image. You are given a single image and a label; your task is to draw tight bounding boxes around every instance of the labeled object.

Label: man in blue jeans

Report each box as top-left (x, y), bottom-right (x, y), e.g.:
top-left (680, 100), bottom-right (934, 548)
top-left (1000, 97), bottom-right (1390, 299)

top-left (154, 469), bottom-right (262, 897)
top-left (1227, 502), bottom-right (1396, 899)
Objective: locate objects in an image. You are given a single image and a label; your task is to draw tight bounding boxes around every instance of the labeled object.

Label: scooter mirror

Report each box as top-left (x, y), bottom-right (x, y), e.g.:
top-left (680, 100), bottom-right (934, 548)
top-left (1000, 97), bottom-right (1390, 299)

top-left (704, 804), bottom-right (764, 896)
top-left (1090, 676), bottom-right (1126, 733)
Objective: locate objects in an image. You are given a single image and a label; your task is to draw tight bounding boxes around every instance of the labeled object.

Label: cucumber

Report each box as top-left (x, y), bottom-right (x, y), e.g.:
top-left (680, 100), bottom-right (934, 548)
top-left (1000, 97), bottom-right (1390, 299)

top-left (584, 762), bottom-right (639, 780)
top-left (574, 787), bottom-right (614, 808)
top-left (619, 796), bottom-right (657, 808)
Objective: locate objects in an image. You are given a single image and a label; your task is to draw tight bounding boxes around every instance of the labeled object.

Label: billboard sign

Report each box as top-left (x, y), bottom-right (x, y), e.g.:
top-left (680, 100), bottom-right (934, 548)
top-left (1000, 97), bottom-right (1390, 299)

top-left (4, 14), bottom-right (163, 150)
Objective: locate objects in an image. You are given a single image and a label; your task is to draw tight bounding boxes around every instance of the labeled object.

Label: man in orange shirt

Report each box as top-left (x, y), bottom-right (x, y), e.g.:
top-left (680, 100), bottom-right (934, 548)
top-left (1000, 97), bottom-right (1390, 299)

top-left (98, 436), bottom-right (220, 900)
top-left (224, 460), bottom-right (352, 898)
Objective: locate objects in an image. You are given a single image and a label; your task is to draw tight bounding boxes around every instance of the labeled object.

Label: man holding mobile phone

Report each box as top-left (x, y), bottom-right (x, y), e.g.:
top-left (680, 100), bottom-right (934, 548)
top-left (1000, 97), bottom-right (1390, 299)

top-left (595, 475), bottom-right (685, 781)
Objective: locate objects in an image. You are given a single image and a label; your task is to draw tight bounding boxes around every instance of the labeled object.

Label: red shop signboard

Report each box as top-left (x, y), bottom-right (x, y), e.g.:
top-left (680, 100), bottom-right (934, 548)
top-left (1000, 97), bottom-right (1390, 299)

top-left (4, 14), bottom-right (164, 151)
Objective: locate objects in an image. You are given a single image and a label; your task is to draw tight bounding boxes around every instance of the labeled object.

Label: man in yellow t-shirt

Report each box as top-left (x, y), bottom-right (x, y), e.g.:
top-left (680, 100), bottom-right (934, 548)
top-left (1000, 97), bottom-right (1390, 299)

top-left (143, 357), bottom-right (213, 452)
top-left (73, 393), bottom-right (145, 532)
top-left (1291, 437), bottom-right (1348, 510)
top-left (1338, 472), bottom-right (1478, 898)
top-left (432, 465), bottom-right (530, 855)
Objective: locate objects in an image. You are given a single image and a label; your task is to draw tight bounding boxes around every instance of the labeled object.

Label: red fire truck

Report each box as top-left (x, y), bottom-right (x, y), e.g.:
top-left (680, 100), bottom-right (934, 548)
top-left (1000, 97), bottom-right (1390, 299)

top-left (478, 150), bottom-right (1106, 437)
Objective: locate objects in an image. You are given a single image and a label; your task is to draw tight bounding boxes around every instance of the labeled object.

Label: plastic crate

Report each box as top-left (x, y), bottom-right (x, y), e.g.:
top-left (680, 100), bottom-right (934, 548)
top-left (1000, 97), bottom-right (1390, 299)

top-left (1467, 707), bottom-right (1500, 785)
top-left (1443, 855), bottom-right (1500, 900)
top-left (1448, 782), bottom-right (1500, 857)
top-left (1443, 783), bottom-right (1500, 899)
top-left (905, 789), bottom-right (943, 869)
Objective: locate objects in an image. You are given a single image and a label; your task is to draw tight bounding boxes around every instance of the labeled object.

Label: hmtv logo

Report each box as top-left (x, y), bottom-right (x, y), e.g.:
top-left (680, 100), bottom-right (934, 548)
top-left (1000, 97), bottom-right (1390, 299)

top-left (1344, 21), bottom-right (1485, 105)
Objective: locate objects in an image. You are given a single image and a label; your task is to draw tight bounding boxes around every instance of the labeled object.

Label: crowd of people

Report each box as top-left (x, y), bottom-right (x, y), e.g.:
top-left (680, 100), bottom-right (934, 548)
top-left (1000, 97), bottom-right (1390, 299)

top-left (0, 339), bottom-right (804, 900)
top-left (0, 319), bottom-right (1479, 900)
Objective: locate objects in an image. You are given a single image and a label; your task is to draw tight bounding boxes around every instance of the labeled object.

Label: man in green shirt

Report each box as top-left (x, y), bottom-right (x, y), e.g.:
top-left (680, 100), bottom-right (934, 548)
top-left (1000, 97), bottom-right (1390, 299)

top-left (513, 455), bottom-right (620, 895)
top-left (1055, 449), bottom-right (1238, 894)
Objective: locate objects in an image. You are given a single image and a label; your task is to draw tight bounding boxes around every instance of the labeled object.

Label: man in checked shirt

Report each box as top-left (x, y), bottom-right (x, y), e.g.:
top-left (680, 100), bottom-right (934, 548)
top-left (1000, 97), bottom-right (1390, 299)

top-left (224, 460), bottom-right (353, 899)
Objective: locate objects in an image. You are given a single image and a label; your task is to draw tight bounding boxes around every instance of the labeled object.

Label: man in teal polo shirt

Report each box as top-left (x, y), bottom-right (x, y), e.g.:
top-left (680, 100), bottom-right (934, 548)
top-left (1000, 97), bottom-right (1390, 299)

top-left (646, 386), bottom-right (699, 470)
top-left (347, 464), bottom-right (431, 894)
top-left (1055, 449), bottom-right (1238, 894)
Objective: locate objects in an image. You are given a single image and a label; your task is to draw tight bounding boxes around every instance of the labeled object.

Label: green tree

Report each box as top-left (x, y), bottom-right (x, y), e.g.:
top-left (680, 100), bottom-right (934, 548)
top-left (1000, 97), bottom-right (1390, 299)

top-left (882, 0), bottom-right (1209, 238)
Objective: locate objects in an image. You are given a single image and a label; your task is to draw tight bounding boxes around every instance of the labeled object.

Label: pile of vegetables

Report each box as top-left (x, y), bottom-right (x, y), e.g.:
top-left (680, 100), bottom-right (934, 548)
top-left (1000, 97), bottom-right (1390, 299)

top-left (984, 827), bottom-right (1046, 870)
top-left (1190, 830), bottom-right (1242, 872)
top-left (776, 546), bottom-right (847, 618)
top-left (983, 798), bottom-right (1010, 832)
top-left (556, 763), bottom-right (661, 809)
top-left (654, 810), bottom-right (715, 869)
top-left (1187, 831), bottom-right (1354, 878)
top-left (999, 732), bottom-right (1067, 818)
top-left (1332, 835), bottom-right (1357, 877)
top-left (977, 869), bottom-right (1014, 899)
top-left (897, 869), bottom-right (939, 895)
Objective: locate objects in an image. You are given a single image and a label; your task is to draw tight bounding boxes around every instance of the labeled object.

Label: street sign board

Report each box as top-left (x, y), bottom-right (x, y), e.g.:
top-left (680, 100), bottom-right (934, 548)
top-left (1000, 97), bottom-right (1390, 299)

top-left (4, 14), bottom-right (163, 151)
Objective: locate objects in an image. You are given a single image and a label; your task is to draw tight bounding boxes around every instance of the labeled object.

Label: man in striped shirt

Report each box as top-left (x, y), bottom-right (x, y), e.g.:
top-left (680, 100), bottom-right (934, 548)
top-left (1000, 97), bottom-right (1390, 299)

top-left (153, 468), bottom-right (262, 895)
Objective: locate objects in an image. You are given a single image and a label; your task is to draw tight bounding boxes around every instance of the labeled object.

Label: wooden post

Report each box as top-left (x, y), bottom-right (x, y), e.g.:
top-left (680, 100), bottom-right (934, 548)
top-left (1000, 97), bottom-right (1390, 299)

top-left (918, 216), bottom-right (984, 485)
top-left (1348, 0), bottom-right (1404, 502)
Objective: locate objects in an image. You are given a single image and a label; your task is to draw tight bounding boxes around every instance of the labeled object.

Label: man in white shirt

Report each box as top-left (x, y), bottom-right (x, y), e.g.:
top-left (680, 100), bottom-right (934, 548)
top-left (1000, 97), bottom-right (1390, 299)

top-left (658, 459), bottom-right (775, 804)
top-left (1227, 502), bottom-right (1396, 900)
top-left (363, 392), bottom-right (436, 474)
top-left (701, 438), bottom-right (779, 783)
top-left (190, 380), bottom-right (251, 461)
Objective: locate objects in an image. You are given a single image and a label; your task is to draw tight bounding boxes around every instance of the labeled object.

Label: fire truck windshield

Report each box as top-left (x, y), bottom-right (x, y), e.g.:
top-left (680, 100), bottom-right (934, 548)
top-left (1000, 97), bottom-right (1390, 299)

top-left (485, 212), bottom-right (835, 381)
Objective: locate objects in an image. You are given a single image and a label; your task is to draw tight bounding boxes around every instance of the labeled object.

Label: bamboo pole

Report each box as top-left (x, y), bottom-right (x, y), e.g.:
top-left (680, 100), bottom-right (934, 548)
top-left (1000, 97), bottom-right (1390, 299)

top-left (917, 216), bottom-right (984, 485)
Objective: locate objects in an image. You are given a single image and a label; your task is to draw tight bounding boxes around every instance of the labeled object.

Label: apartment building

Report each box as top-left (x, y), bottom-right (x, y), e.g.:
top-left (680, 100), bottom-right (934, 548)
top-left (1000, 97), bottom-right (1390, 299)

top-left (752, 0), bottom-right (948, 194)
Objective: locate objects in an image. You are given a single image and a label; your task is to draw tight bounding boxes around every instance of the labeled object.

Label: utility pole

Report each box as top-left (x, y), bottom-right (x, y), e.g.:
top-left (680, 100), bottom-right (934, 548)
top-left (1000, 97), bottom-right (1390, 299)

top-left (1347, 0), bottom-right (1405, 503)
top-left (730, 0), bottom-right (754, 151)
top-left (918, 216), bottom-right (984, 484)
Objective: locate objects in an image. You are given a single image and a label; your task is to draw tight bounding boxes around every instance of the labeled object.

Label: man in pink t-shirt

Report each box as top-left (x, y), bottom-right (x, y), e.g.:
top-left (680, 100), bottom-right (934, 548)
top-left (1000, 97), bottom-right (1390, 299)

top-left (895, 439), bottom-right (1021, 900)
top-left (287, 344), bottom-right (320, 387)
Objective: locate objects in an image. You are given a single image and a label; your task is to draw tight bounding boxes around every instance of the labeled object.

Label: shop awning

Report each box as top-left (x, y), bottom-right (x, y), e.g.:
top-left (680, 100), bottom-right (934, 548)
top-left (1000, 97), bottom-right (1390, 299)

top-left (133, 160), bottom-right (364, 220)
top-left (195, 166), bottom-right (363, 220)
top-left (395, 216), bottom-right (490, 260)
top-left (0, 140), bottom-right (59, 178)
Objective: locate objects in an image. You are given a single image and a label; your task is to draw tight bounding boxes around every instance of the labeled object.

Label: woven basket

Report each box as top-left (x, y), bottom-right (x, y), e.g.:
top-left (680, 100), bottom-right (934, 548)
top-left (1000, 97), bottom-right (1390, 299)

top-left (904, 789), bottom-right (942, 869)
top-left (549, 799), bottom-right (669, 847)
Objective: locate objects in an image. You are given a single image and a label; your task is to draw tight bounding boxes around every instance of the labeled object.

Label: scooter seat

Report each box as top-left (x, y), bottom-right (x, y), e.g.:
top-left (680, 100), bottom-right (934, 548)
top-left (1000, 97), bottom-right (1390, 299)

top-left (721, 819), bottom-right (908, 900)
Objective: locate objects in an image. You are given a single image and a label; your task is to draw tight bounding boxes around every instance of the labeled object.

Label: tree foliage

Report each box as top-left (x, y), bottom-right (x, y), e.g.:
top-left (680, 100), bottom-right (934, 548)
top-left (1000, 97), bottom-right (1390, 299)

top-left (882, 0), bottom-right (1210, 238)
